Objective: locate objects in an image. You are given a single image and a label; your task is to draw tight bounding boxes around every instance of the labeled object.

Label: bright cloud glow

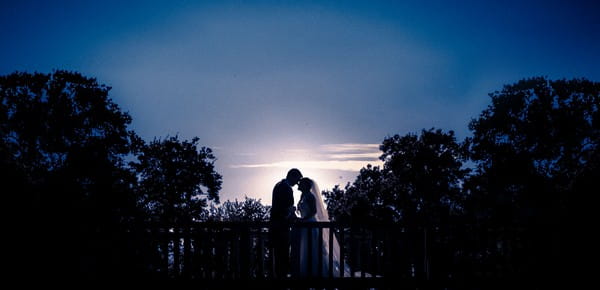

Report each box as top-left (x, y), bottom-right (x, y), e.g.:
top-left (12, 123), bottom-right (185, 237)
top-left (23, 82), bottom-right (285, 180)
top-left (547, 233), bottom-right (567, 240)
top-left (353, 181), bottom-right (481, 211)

top-left (325, 153), bottom-right (381, 160)
top-left (320, 143), bottom-right (381, 160)
top-left (231, 143), bottom-right (383, 171)
top-left (4, 1), bottom-right (597, 205)
top-left (231, 159), bottom-right (382, 171)
top-left (320, 143), bottom-right (380, 152)
top-left (229, 143), bottom-right (383, 205)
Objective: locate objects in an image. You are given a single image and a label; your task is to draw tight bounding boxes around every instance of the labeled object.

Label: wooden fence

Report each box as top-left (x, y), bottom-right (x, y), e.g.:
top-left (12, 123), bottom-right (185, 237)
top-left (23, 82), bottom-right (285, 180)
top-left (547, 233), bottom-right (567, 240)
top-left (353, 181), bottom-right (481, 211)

top-left (75, 222), bottom-right (543, 288)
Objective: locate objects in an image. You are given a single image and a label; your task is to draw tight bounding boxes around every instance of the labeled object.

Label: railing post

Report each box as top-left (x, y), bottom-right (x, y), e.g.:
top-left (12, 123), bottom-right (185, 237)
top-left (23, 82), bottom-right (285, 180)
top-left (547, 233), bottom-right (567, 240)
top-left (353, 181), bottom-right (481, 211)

top-left (384, 226), bottom-right (391, 278)
top-left (234, 226), bottom-right (240, 279)
top-left (329, 224), bottom-right (334, 278)
top-left (257, 226), bottom-right (264, 278)
top-left (350, 226), bottom-right (355, 277)
top-left (216, 227), bottom-right (224, 279)
top-left (173, 227), bottom-right (180, 277)
top-left (340, 225), bottom-right (345, 277)
top-left (160, 227), bottom-right (169, 278)
top-left (183, 225), bottom-right (191, 279)
top-left (318, 225), bottom-right (323, 277)
top-left (307, 223), bottom-right (313, 277)
top-left (361, 228), bottom-right (366, 278)
top-left (424, 227), bottom-right (429, 281)
top-left (371, 226), bottom-right (378, 277)
top-left (240, 225), bottom-right (250, 279)
top-left (204, 226), bottom-right (212, 279)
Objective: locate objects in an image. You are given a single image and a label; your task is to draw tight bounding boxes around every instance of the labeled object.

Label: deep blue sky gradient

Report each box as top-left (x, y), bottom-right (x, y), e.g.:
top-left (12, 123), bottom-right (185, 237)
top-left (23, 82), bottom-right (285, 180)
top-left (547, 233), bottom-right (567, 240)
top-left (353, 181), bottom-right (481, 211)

top-left (2, 0), bottom-right (599, 203)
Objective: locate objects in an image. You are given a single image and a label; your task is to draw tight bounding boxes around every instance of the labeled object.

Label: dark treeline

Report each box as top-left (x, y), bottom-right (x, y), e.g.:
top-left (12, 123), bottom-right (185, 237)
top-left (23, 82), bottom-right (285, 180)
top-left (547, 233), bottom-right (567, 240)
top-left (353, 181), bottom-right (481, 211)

top-left (323, 77), bottom-right (599, 282)
top-left (2, 71), bottom-right (597, 282)
top-left (0, 71), bottom-right (267, 281)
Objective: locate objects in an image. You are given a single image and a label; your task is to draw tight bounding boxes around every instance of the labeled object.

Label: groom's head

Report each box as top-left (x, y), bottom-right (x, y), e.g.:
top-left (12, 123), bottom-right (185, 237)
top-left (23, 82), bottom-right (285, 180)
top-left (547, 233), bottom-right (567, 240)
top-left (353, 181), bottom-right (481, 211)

top-left (286, 168), bottom-right (303, 186)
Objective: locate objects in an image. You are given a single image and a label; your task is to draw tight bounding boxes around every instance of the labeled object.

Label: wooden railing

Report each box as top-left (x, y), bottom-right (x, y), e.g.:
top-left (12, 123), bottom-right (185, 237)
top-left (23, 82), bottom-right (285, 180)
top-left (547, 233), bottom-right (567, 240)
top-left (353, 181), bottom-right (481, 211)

top-left (75, 222), bottom-right (545, 287)
top-left (136, 222), bottom-right (431, 282)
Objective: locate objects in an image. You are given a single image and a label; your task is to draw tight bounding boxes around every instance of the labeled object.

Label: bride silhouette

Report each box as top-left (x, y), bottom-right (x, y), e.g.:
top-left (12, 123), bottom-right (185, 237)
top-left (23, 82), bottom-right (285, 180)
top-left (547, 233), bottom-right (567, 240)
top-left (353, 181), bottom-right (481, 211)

top-left (293, 177), bottom-right (350, 278)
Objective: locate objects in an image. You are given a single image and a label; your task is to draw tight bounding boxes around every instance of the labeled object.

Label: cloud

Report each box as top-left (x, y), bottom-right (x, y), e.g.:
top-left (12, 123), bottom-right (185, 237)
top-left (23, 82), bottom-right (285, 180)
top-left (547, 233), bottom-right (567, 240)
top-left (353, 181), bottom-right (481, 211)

top-left (231, 143), bottom-right (383, 171)
top-left (320, 143), bottom-right (381, 161)
top-left (231, 160), bottom-right (381, 171)
top-left (320, 143), bottom-right (380, 152)
top-left (325, 153), bottom-right (381, 161)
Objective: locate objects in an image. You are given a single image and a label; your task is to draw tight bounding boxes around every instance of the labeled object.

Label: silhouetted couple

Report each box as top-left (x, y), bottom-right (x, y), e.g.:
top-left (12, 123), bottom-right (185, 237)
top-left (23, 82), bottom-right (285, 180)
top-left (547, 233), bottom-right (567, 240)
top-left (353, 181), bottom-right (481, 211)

top-left (270, 168), bottom-right (348, 279)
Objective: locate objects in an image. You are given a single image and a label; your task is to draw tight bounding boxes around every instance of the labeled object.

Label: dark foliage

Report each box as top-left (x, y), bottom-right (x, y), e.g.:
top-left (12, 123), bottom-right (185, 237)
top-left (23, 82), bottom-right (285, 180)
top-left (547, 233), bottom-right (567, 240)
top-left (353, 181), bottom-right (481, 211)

top-left (0, 71), bottom-right (145, 280)
top-left (207, 196), bottom-right (271, 222)
top-left (465, 77), bottom-right (600, 280)
top-left (324, 129), bottom-right (469, 227)
top-left (3, 70), bottom-right (598, 284)
top-left (131, 135), bottom-right (222, 226)
top-left (325, 77), bottom-right (599, 281)
top-left (466, 77), bottom-right (599, 227)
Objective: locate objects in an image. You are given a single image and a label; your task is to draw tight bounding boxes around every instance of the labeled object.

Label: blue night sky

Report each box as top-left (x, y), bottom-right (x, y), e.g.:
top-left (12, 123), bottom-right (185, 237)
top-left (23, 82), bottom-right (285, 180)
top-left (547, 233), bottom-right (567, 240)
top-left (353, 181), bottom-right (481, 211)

top-left (2, 0), bottom-right (599, 204)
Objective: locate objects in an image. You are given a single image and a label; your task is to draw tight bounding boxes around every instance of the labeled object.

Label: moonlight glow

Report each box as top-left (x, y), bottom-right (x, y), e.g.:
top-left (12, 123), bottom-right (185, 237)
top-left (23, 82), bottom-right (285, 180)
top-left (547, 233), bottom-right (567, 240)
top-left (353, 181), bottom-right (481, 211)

top-left (1, 1), bottom-right (598, 204)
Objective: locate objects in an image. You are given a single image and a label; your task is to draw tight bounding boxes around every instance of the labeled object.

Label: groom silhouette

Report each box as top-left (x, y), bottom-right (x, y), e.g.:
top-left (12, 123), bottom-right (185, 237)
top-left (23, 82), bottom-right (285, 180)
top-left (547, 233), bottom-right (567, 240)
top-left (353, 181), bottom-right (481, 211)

top-left (270, 168), bottom-right (303, 279)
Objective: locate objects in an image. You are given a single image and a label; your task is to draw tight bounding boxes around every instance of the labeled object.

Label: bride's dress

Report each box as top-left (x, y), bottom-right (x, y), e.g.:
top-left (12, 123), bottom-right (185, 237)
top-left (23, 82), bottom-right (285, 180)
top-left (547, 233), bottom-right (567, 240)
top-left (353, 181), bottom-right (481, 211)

top-left (297, 179), bottom-right (350, 278)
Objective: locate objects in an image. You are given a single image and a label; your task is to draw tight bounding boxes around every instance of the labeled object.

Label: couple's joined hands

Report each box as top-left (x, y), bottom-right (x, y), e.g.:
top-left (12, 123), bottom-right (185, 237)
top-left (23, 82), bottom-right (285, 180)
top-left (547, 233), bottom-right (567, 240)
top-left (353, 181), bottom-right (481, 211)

top-left (287, 206), bottom-right (312, 222)
top-left (286, 206), bottom-right (299, 221)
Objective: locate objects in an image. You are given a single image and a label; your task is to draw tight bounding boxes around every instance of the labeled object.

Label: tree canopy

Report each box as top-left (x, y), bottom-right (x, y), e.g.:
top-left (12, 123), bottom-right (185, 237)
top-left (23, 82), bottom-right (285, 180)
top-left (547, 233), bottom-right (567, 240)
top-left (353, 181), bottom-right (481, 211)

top-left (323, 76), bottom-right (599, 281)
top-left (0, 71), bottom-right (139, 225)
top-left (131, 135), bottom-right (222, 226)
top-left (3, 70), bottom-right (597, 281)
top-left (466, 77), bottom-right (600, 227)
top-left (207, 196), bottom-right (271, 222)
top-left (1, 70), bottom-right (144, 278)
top-left (324, 129), bottom-right (469, 227)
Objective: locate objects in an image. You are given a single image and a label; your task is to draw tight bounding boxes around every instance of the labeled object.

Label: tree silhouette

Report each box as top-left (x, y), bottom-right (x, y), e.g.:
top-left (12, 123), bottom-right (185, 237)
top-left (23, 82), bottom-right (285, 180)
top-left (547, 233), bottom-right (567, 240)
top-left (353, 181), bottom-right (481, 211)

top-left (129, 136), bottom-right (222, 278)
top-left (379, 128), bottom-right (470, 228)
top-left (323, 129), bottom-right (470, 279)
top-left (131, 135), bottom-right (222, 226)
top-left (4, 69), bottom-right (596, 282)
top-left (207, 196), bottom-right (271, 222)
top-left (323, 165), bottom-right (390, 223)
top-left (324, 128), bottom-right (469, 228)
top-left (466, 77), bottom-right (600, 280)
top-left (0, 70), bottom-right (142, 279)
